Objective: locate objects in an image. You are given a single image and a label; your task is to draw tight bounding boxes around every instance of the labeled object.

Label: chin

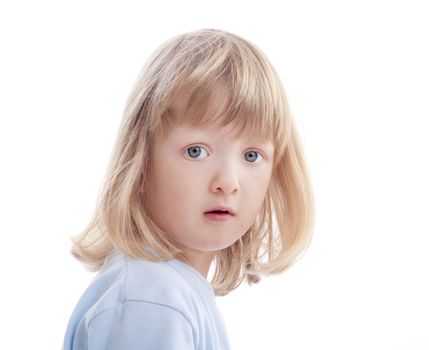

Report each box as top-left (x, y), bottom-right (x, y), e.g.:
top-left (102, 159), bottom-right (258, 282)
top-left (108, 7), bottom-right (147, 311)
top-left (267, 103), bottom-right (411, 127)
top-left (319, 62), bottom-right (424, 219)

top-left (199, 238), bottom-right (241, 252)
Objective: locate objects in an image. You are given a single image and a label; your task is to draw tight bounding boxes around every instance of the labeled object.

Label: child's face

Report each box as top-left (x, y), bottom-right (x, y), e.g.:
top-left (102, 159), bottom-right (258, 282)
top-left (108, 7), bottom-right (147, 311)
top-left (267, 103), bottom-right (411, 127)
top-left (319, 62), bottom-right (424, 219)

top-left (145, 121), bottom-right (274, 257)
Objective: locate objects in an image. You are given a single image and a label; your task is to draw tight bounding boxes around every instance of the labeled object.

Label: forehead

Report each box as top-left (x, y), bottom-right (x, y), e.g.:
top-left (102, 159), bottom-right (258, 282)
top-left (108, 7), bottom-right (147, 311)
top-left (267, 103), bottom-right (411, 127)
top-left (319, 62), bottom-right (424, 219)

top-left (157, 84), bottom-right (275, 144)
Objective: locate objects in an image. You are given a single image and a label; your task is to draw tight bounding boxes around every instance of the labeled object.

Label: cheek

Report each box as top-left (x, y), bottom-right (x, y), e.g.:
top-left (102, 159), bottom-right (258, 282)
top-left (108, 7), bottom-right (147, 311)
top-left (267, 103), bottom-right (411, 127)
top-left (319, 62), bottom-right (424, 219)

top-left (156, 164), bottom-right (203, 210)
top-left (243, 170), bottom-right (272, 214)
top-left (164, 163), bottom-right (198, 190)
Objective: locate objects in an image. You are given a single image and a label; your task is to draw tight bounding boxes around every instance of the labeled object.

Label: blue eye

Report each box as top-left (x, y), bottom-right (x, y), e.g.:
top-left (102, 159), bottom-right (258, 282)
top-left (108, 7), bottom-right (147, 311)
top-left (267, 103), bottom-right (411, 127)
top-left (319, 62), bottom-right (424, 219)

top-left (185, 146), bottom-right (209, 159)
top-left (185, 145), bottom-right (263, 163)
top-left (244, 150), bottom-right (263, 163)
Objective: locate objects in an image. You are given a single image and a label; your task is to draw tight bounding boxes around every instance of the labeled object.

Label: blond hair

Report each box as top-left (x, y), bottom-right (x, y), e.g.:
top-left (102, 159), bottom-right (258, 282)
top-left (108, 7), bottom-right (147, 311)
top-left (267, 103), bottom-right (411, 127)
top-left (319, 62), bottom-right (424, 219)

top-left (71, 28), bottom-right (315, 296)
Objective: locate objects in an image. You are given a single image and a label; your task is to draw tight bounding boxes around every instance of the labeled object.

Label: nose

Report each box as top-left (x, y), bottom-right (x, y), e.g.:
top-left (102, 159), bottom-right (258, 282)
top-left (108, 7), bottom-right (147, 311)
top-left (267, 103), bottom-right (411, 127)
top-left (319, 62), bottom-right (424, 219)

top-left (209, 163), bottom-right (240, 195)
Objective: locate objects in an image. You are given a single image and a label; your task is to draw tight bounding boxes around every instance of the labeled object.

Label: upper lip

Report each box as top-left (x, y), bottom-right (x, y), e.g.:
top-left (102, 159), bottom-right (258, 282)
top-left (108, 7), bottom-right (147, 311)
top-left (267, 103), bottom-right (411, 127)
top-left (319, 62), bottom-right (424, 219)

top-left (204, 206), bottom-right (235, 215)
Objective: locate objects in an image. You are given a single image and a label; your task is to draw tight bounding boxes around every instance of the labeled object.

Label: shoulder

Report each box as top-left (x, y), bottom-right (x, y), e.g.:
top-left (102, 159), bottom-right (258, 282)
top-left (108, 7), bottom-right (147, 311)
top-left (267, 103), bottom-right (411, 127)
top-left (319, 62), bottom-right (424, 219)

top-left (124, 252), bottom-right (198, 312)
top-left (84, 250), bottom-right (197, 327)
top-left (67, 250), bottom-right (225, 350)
top-left (74, 250), bottom-right (199, 349)
top-left (85, 299), bottom-right (196, 349)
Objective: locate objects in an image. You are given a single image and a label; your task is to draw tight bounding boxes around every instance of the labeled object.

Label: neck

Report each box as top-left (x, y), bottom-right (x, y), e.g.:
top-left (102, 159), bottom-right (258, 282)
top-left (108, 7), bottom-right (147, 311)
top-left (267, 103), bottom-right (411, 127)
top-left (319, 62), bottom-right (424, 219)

top-left (175, 249), bottom-right (216, 278)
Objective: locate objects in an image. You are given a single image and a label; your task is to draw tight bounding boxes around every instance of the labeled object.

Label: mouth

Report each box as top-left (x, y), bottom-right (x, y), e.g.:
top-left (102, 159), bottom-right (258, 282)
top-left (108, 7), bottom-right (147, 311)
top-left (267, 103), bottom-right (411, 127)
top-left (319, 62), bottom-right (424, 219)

top-left (204, 211), bottom-right (234, 222)
top-left (205, 209), bottom-right (231, 214)
top-left (204, 206), bottom-right (235, 215)
top-left (204, 208), bottom-right (235, 222)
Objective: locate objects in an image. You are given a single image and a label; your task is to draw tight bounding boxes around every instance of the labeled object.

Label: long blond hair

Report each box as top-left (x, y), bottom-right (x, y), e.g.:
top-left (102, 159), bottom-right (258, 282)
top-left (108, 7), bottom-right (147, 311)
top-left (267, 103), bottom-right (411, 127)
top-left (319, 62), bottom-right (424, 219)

top-left (71, 28), bottom-right (315, 296)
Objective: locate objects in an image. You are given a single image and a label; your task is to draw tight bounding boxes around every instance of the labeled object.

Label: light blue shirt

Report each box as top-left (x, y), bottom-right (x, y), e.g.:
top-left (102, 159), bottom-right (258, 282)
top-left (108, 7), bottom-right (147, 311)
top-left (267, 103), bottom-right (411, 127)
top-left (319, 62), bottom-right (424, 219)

top-left (63, 249), bottom-right (231, 349)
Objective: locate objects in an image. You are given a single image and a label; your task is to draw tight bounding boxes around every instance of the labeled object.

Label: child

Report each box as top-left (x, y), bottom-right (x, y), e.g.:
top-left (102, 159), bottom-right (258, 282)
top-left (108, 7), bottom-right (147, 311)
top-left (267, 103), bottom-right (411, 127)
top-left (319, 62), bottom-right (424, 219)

top-left (63, 28), bottom-right (315, 349)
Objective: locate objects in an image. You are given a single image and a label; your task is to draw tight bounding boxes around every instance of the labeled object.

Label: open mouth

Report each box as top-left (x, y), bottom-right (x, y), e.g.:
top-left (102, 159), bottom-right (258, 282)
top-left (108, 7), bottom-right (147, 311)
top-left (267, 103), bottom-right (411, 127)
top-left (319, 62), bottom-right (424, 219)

top-left (207, 210), bottom-right (230, 214)
top-left (204, 210), bottom-right (234, 222)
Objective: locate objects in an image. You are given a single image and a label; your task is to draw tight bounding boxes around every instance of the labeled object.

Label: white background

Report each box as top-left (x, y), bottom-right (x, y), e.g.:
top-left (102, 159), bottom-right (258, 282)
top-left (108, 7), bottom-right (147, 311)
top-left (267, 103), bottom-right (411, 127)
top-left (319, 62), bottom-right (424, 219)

top-left (1, 0), bottom-right (428, 349)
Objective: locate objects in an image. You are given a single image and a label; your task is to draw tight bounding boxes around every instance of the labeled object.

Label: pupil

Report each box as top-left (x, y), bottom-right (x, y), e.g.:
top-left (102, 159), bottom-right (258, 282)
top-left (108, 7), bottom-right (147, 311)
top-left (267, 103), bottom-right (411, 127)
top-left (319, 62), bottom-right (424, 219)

top-left (189, 147), bottom-right (201, 158)
top-left (245, 151), bottom-right (257, 162)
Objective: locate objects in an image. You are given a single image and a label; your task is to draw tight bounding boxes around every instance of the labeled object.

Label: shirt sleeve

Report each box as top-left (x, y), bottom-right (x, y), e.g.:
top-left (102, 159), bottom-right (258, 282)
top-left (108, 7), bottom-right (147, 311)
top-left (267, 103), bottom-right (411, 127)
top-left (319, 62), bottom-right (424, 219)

top-left (86, 301), bottom-right (195, 350)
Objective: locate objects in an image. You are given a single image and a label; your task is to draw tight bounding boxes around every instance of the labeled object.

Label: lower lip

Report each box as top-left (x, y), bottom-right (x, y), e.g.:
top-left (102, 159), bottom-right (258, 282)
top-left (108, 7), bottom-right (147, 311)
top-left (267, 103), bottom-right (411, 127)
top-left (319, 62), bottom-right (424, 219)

top-left (204, 212), bottom-right (234, 222)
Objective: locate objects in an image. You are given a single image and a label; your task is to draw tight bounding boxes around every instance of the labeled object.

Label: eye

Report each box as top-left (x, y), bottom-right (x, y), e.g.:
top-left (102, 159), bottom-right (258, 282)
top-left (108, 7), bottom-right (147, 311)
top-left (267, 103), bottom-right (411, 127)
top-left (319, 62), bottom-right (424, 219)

top-left (244, 150), bottom-right (263, 164)
top-left (184, 145), bottom-right (264, 163)
top-left (184, 145), bottom-right (209, 160)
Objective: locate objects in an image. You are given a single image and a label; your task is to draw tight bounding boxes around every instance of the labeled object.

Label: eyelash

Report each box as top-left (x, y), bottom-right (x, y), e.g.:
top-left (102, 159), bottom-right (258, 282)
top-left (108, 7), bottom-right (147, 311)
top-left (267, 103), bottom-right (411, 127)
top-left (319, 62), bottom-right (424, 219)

top-left (184, 145), bottom-right (264, 164)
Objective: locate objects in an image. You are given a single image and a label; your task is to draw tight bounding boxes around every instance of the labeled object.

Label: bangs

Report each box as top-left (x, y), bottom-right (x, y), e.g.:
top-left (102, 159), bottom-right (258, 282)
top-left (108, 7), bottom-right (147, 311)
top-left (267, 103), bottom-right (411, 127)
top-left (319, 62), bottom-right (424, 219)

top-left (149, 30), bottom-right (289, 155)
top-left (169, 78), bottom-right (276, 144)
